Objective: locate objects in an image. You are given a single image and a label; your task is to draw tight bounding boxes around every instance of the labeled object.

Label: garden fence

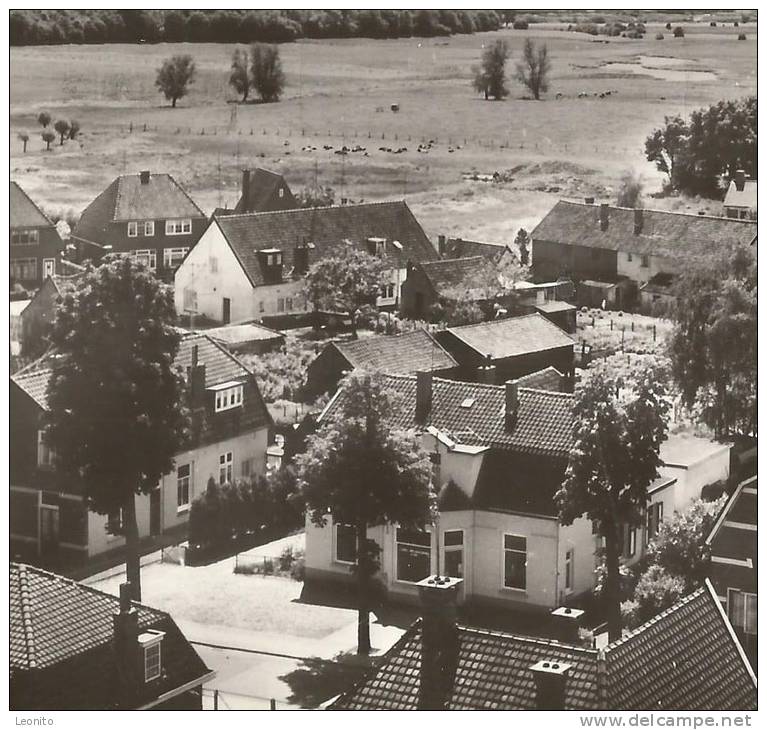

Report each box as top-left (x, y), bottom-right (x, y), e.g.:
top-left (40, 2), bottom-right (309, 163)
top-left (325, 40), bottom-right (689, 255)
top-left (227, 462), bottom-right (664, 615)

top-left (202, 687), bottom-right (298, 710)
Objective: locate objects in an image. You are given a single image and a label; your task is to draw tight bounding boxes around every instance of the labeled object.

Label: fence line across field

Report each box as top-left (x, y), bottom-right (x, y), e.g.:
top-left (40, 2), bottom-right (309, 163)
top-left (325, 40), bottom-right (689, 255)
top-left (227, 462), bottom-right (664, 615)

top-left (202, 687), bottom-right (297, 710)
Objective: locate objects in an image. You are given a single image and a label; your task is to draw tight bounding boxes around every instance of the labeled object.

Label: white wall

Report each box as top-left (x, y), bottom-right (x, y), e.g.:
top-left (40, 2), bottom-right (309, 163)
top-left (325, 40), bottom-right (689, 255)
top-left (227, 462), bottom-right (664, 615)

top-left (617, 250), bottom-right (678, 285)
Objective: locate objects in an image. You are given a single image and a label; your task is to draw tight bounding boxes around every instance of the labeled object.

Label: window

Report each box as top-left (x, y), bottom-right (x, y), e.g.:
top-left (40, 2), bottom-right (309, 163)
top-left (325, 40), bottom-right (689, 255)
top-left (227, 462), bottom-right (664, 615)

top-left (183, 287), bottom-right (197, 312)
top-left (443, 529), bottom-right (464, 579)
top-left (627, 252), bottom-right (633, 262)
top-left (10, 258), bottom-right (36, 282)
top-left (335, 524), bottom-right (357, 564)
top-left (214, 384), bottom-right (243, 412)
top-left (396, 528), bottom-right (431, 583)
top-left (565, 548), bottom-right (574, 593)
top-left (286, 297), bottom-right (293, 311)
top-left (503, 534), bottom-right (526, 590)
top-left (11, 229), bottom-right (39, 246)
top-left (107, 508), bottom-right (124, 534)
top-left (144, 221), bottom-right (155, 236)
top-left (128, 221), bottom-right (138, 237)
top-left (177, 463), bottom-right (191, 511)
top-left (647, 502), bottom-right (663, 539)
top-left (165, 219), bottom-right (192, 236)
top-left (219, 452), bottom-right (233, 484)
top-left (641, 255), bottom-right (649, 268)
top-left (132, 249), bottom-right (157, 270)
top-left (241, 456), bottom-right (258, 478)
top-left (209, 256), bottom-right (218, 273)
top-left (163, 247), bottom-right (189, 269)
top-left (626, 526), bottom-right (637, 557)
top-left (382, 283), bottom-right (395, 299)
top-left (42, 259), bottom-right (56, 278)
top-left (728, 590), bottom-right (757, 636)
top-left (259, 301), bottom-right (265, 313)
top-left (278, 187), bottom-right (285, 198)
top-left (277, 298), bottom-right (285, 312)
top-left (139, 631), bottom-right (165, 682)
top-left (265, 251), bottom-right (283, 267)
top-left (37, 430), bottom-right (55, 468)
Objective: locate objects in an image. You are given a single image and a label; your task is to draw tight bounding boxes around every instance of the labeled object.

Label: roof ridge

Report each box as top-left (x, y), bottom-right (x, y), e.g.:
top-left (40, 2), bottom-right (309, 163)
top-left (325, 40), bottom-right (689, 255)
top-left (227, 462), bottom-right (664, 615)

top-left (166, 172), bottom-right (206, 217)
top-left (11, 181), bottom-right (56, 228)
top-left (423, 255), bottom-right (486, 265)
top-left (557, 199), bottom-right (758, 225)
top-left (217, 198), bottom-right (407, 221)
top-left (458, 623), bottom-right (599, 656)
top-left (16, 564), bottom-right (38, 669)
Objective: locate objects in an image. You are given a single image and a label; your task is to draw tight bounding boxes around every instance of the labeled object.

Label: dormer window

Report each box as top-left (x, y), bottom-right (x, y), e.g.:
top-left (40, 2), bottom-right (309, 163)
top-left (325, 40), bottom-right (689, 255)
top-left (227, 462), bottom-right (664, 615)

top-left (367, 237), bottom-right (387, 255)
top-left (261, 249), bottom-right (283, 267)
top-left (211, 381), bottom-right (244, 412)
top-left (139, 630), bottom-right (165, 682)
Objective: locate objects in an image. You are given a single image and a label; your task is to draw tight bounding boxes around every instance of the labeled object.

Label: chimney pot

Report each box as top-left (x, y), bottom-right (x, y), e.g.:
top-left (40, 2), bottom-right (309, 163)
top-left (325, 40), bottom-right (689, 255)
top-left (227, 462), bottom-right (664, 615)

top-left (734, 169), bottom-right (746, 192)
top-left (633, 208), bottom-right (643, 235)
top-left (415, 370), bottom-right (433, 424)
top-left (599, 203), bottom-right (609, 231)
top-left (438, 234), bottom-right (446, 256)
top-left (530, 659), bottom-right (572, 710)
top-left (139, 170), bottom-right (150, 185)
top-left (551, 605), bottom-right (585, 643)
top-left (505, 379), bottom-right (519, 429)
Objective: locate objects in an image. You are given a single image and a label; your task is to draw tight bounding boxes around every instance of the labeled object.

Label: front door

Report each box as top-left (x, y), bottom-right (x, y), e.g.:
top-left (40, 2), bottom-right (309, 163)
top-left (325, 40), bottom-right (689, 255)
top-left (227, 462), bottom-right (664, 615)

top-left (149, 488), bottom-right (161, 536)
top-left (40, 505), bottom-right (60, 556)
top-left (223, 297), bottom-right (231, 324)
top-left (42, 258), bottom-right (56, 279)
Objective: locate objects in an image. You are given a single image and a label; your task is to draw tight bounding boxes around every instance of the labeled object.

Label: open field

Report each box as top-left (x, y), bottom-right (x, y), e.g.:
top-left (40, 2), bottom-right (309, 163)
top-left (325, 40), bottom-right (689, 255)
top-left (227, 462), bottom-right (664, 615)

top-left (10, 22), bottom-right (756, 242)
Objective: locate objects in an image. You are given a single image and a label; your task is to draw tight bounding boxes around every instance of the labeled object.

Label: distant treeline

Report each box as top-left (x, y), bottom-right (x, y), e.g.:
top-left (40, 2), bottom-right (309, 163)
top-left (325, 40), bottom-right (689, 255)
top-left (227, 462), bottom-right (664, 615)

top-left (10, 9), bottom-right (506, 46)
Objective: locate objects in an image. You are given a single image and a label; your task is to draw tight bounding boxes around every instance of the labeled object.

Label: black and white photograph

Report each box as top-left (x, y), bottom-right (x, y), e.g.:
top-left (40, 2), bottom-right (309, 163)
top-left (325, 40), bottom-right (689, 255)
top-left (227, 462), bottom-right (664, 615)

top-left (8, 5), bottom-right (758, 717)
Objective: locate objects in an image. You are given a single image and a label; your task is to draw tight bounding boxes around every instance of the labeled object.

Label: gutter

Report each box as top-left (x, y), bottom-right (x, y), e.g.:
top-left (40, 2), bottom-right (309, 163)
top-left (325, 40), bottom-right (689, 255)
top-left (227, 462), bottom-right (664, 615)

top-left (136, 670), bottom-right (217, 710)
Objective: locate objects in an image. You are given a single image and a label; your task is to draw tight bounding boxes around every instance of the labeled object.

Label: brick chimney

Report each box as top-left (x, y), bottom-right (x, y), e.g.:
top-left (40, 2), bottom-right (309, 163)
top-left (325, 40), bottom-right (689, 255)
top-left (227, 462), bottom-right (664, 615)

top-left (241, 169), bottom-right (251, 207)
top-left (530, 659), bottom-right (571, 710)
top-left (633, 208), bottom-right (643, 235)
top-left (416, 575), bottom-right (463, 710)
top-left (139, 170), bottom-right (150, 185)
top-left (415, 370), bottom-right (433, 424)
top-left (505, 379), bottom-right (519, 430)
top-left (187, 342), bottom-right (207, 437)
top-left (113, 582), bottom-right (140, 708)
top-left (550, 606), bottom-right (585, 644)
top-left (734, 169), bottom-right (746, 192)
top-left (599, 203), bottom-right (609, 231)
top-left (478, 354), bottom-right (496, 384)
top-left (437, 234), bottom-right (446, 256)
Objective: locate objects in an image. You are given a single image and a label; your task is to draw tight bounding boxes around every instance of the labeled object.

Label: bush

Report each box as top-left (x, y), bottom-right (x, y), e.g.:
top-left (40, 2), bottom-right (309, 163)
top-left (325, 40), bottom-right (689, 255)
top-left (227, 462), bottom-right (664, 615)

top-left (621, 565), bottom-right (686, 630)
top-left (655, 32), bottom-right (664, 40)
top-left (673, 26), bottom-right (684, 37)
top-left (738, 33), bottom-right (747, 41)
top-left (710, 21), bottom-right (717, 27)
top-left (290, 555), bottom-right (306, 581)
top-left (665, 22), bottom-right (672, 30)
top-left (512, 20), bottom-right (528, 30)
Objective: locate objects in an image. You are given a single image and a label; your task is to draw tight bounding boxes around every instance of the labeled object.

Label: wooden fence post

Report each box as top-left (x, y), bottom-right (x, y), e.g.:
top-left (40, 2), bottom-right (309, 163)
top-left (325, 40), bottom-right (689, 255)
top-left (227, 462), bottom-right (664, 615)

top-left (214, 689), bottom-right (219, 710)
top-left (270, 699), bottom-right (277, 710)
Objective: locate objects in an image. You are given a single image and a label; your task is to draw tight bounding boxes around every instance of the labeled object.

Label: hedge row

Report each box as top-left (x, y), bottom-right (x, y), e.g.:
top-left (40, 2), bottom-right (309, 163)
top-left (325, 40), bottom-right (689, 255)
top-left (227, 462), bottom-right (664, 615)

top-left (10, 9), bottom-right (503, 46)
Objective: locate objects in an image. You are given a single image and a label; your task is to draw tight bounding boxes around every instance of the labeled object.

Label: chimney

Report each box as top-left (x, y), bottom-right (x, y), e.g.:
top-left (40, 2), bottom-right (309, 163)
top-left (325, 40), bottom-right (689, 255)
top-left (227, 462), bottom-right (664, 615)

top-left (633, 208), bottom-right (643, 235)
top-left (113, 582), bottom-right (140, 708)
top-left (530, 659), bottom-right (571, 710)
top-left (478, 354), bottom-right (496, 384)
top-left (416, 575), bottom-right (463, 710)
top-left (550, 606), bottom-right (585, 644)
top-left (139, 170), bottom-right (150, 185)
top-left (734, 169), bottom-right (745, 192)
top-left (599, 203), bottom-right (609, 231)
top-left (241, 169), bottom-right (251, 207)
top-left (584, 196), bottom-right (595, 205)
top-left (188, 344), bottom-right (207, 412)
top-left (505, 379), bottom-right (519, 429)
top-left (415, 370), bottom-right (433, 424)
top-left (437, 234), bottom-right (446, 256)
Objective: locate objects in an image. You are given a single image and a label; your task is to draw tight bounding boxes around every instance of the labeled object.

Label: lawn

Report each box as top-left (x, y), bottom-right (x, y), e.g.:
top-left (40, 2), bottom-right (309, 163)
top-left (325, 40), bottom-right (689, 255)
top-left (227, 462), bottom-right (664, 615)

top-left (10, 22), bottom-right (756, 243)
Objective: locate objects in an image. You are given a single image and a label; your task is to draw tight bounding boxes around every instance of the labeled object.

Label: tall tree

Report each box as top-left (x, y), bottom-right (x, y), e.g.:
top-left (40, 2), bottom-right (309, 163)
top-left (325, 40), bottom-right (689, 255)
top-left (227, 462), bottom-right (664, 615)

top-left (295, 371), bottom-right (433, 654)
top-left (18, 131), bottom-right (29, 153)
top-left (303, 249), bottom-right (386, 338)
top-left (68, 120), bottom-right (80, 139)
top-left (41, 130), bottom-right (55, 151)
top-left (515, 38), bottom-right (551, 100)
top-left (229, 47), bottom-right (250, 102)
top-left (616, 170), bottom-right (643, 208)
top-left (669, 245), bottom-right (756, 438)
top-left (556, 360), bottom-right (670, 641)
top-left (46, 256), bottom-right (188, 600)
top-left (515, 228), bottom-right (530, 265)
top-left (472, 39), bottom-right (510, 100)
top-left (250, 43), bottom-right (285, 103)
top-left (53, 119), bottom-right (70, 145)
top-left (37, 111), bottom-right (51, 128)
top-left (155, 54), bottom-right (196, 107)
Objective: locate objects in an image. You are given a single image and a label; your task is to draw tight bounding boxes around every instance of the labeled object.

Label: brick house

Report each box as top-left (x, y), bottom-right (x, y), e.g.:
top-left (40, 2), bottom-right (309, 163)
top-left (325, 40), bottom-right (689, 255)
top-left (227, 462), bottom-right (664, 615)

top-left (10, 332), bottom-right (272, 571)
top-left (231, 168), bottom-right (298, 214)
top-left (10, 181), bottom-right (65, 290)
top-left (71, 170), bottom-right (208, 279)
top-left (531, 201), bottom-right (757, 308)
top-left (706, 474), bottom-right (757, 672)
top-left (434, 313), bottom-right (575, 386)
top-left (329, 577), bottom-right (756, 710)
top-left (174, 200), bottom-right (438, 324)
top-left (305, 328), bottom-right (458, 397)
top-left (10, 564), bottom-right (214, 709)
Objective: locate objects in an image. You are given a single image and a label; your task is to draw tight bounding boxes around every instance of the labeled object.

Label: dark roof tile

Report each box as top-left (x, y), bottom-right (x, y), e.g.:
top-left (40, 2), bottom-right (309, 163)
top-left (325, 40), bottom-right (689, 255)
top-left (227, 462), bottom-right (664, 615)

top-left (11, 182), bottom-right (56, 229)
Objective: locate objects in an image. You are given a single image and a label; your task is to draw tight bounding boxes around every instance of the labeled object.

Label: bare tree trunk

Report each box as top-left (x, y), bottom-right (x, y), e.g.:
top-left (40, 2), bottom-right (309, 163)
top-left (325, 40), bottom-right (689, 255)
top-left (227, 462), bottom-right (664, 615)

top-left (604, 522), bottom-right (622, 642)
top-left (123, 492), bottom-right (142, 602)
top-left (172, 97), bottom-right (177, 108)
top-left (356, 521), bottom-right (371, 655)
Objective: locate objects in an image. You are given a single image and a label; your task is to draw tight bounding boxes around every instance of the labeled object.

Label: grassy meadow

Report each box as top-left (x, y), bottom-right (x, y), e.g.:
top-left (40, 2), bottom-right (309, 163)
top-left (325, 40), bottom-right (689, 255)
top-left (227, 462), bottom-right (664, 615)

top-left (10, 22), bottom-right (757, 242)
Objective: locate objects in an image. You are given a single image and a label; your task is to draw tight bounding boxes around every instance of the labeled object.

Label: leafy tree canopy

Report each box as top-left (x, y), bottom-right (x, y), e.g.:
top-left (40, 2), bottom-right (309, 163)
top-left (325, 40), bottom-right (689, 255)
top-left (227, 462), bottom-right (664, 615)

top-left (156, 54), bottom-right (196, 107)
top-left (473, 39), bottom-right (509, 100)
top-left (515, 38), bottom-right (551, 100)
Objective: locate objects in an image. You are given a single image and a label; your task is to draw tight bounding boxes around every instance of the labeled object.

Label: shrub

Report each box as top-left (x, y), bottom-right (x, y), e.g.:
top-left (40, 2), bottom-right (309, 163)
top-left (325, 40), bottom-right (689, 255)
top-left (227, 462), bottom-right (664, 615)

top-left (738, 33), bottom-right (747, 41)
top-left (512, 20), bottom-right (528, 30)
top-left (655, 32), bottom-right (664, 40)
top-left (290, 555), bottom-right (306, 581)
top-left (665, 22), bottom-right (672, 30)
top-left (621, 565), bottom-right (686, 630)
top-left (710, 21), bottom-right (716, 27)
top-left (673, 26), bottom-right (684, 37)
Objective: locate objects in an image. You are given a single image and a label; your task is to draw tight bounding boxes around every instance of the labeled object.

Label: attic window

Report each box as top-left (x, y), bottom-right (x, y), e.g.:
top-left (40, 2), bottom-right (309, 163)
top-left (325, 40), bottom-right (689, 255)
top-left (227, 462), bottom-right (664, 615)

top-left (278, 188), bottom-right (285, 198)
top-left (139, 630), bottom-right (165, 682)
top-left (460, 397), bottom-right (475, 409)
top-left (261, 249), bottom-right (283, 267)
top-left (210, 381), bottom-right (244, 412)
top-left (367, 237), bottom-right (387, 255)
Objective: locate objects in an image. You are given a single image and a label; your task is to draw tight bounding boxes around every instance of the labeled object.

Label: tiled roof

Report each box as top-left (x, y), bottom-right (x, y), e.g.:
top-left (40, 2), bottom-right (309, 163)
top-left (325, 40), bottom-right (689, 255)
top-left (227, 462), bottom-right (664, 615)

top-left (11, 181), bottom-right (54, 229)
top-left (11, 364), bottom-right (52, 410)
top-left (214, 201), bottom-right (438, 287)
top-left (516, 366), bottom-right (565, 392)
top-left (334, 329), bottom-right (457, 374)
top-left (444, 238), bottom-right (509, 261)
top-left (532, 201), bottom-right (757, 260)
top-left (417, 256), bottom-right (487, 296)
top-left (10, 563), bottom-right (211, 709)
top-left (73, 173), bottom-right (205, 243)
top-left (723, 180), bottom-right (757, 210)
top-left (321, 374), bottom-right (574, 456)
top-left (234, 168), bottom-right (295, 213)
top-left (444, 313), bottom-right (574, 360)
top-left (330, 583), bottom-right (757, 711)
